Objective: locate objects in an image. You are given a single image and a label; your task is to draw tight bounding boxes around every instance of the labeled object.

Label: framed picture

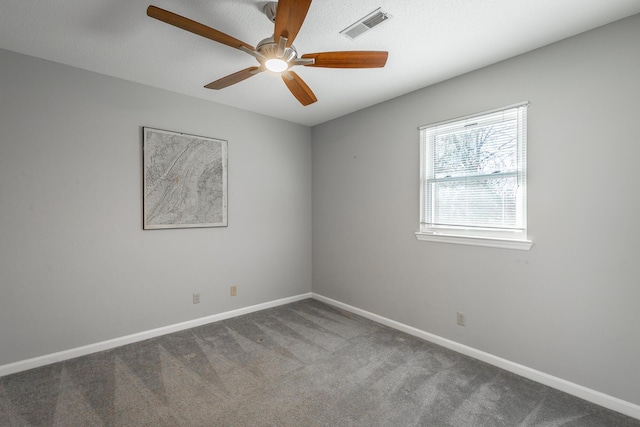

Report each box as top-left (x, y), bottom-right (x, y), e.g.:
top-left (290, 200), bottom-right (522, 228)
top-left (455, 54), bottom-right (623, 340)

top-left (143, 127), bottom-right (227, 229)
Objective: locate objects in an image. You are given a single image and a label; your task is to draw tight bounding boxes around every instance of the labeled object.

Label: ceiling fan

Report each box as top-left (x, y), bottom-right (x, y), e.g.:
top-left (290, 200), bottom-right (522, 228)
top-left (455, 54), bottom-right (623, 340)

top-left (147, 0), bottom-right (388, 106)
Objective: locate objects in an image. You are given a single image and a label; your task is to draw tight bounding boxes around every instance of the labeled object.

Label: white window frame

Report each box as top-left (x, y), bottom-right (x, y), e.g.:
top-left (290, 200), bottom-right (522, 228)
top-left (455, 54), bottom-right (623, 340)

top-left (415, 102), bottom-right (533, 250)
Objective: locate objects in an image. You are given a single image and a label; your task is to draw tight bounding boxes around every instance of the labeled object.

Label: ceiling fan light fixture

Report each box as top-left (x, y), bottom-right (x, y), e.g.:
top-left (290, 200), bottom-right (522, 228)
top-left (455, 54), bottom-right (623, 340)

top-left (265, 58), bottom-right (289, 72)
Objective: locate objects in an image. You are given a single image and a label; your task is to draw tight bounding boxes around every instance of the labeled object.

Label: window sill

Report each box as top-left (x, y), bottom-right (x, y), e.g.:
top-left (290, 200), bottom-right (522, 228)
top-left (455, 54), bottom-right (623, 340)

top-left (415, 232), bottom-right (533, 250)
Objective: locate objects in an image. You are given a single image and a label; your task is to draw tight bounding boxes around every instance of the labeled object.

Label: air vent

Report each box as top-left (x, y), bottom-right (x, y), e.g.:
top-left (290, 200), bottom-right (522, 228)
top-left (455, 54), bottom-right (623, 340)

top-left (340, 8), bottom-right (392, 40)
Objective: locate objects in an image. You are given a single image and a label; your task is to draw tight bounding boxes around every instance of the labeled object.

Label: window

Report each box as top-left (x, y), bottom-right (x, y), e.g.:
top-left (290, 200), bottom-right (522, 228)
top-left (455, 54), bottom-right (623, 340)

top-left (416, 102), bottom-right (532, 250)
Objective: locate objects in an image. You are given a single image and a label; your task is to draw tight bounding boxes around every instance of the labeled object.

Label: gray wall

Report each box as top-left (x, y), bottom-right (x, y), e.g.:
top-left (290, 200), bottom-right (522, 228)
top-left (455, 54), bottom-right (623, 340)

top-left (2, 13), bottom-right (639, 408)
top-left (0, 49), bottom-right (312, 366)
top-left (312, 14), bottom-right (640, 405)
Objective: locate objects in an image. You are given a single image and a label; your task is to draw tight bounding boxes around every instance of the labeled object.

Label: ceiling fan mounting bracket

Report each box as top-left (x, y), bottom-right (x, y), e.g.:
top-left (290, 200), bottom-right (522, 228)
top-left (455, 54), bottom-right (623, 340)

top-left (263, 2), bottom-right (278, 23)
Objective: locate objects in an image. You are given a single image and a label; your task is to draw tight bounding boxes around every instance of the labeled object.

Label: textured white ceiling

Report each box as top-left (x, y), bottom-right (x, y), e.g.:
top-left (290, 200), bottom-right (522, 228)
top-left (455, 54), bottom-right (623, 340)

top-left (1, 0), bottom-right (640, 126)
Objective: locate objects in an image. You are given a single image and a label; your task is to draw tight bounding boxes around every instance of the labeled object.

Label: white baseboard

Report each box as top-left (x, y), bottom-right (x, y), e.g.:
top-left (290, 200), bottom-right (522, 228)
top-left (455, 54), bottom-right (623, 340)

top-left (0, 292), bottom-right (312, 378)
top-left (3, 291), bottom-right (637, 420)
top-left (311, 293), bottom-right (640, 421)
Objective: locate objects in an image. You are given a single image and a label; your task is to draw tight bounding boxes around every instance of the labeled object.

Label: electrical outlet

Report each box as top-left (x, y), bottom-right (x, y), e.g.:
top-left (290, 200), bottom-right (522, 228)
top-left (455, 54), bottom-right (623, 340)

top-left (230, 285), bottom-right (237, 297)
top-left (193, 293), bottom-right (200, 304)
top-left (457, 311), bottom-right (465, 326)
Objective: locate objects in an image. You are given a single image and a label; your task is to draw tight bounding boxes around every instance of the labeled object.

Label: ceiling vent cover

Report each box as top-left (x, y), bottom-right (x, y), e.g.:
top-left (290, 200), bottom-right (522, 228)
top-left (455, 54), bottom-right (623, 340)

top-left (340, 8), bottom-right (391, 40)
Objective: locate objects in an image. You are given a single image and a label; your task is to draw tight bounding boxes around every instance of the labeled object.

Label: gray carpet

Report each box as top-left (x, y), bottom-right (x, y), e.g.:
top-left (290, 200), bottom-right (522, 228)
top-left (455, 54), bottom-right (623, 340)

top-left (0, 299), bottom-right (638, 426)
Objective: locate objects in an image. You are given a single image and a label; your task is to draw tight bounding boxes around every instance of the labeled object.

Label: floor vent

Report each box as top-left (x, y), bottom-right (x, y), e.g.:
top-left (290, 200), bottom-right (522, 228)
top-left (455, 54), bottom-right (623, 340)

top-left (340, 8), bottom-right (391, 40)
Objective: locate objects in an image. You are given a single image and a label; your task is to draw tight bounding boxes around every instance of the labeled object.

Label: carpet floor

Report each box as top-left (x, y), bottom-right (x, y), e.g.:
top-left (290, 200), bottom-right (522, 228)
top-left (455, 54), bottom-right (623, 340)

top-left (0, 299), bottom-right (638, 426)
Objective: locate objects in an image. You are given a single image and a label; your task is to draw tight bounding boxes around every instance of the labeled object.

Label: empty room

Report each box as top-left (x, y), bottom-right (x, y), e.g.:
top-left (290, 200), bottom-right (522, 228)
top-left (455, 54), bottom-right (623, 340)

top-left (1, 0), bottom-right (639, 425)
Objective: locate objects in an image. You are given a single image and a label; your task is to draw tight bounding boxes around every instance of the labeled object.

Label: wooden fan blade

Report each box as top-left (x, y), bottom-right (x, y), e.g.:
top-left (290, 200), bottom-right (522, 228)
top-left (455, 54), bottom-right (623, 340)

top-left (273, 0), bottom-right (312, 47)
top-left (301, 51), bottom-right (388, 68)
top-left (281, 71), bottom-right (317, 106)
top-left (147, 5), bottom-right (254, 51)
top-left (205, 67), bottom-right (262, 90)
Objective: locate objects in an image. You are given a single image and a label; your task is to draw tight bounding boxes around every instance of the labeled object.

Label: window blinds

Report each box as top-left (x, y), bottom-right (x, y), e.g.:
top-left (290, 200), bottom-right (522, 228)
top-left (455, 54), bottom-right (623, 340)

top-left (420, 103), bottom-right (528, 233)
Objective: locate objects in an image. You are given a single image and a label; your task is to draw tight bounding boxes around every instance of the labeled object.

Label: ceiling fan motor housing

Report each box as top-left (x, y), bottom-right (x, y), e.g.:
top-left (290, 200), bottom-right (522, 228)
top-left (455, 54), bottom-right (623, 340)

top-left (257, 37), bottom-right (298, 64)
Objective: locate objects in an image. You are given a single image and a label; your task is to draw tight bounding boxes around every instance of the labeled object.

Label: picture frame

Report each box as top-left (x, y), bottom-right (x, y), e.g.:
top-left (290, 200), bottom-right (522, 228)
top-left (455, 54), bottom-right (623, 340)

top-left (143, 127), bottom-right (227, 229)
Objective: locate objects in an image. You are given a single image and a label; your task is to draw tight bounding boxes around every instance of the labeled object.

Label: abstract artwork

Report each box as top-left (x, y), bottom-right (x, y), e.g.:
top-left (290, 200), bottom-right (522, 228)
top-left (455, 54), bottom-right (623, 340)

top-left (143, 127), bottom-right (227, 229)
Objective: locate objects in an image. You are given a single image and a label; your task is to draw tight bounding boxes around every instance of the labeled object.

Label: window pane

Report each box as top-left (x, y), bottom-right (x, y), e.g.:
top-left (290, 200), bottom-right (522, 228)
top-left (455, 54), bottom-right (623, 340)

top-left (430, 175), bottom-right (518, 228)
top-left (433, 120), bottom-right (517, 179)
top-left (420, 103), bottom-right (528, 239)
